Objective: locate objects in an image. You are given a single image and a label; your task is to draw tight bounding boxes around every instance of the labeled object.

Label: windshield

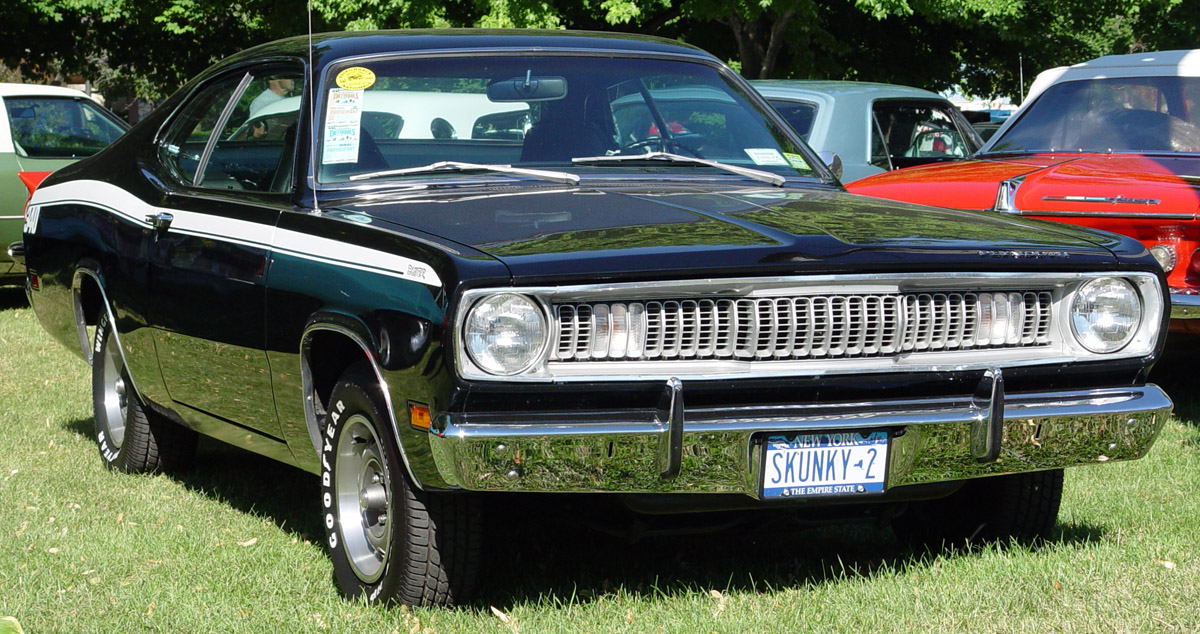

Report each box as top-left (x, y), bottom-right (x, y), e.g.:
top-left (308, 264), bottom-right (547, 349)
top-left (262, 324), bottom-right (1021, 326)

top-left (987, 76), bottom-right (1200, 154)
top-left (317, 54), bottom-right (822, 184)
top-left (4, 96), bottom-right (127, 158)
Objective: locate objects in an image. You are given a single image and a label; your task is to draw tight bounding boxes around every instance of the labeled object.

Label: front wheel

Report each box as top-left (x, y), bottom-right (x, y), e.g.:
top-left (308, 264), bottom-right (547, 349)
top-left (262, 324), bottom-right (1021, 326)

top-left (321, 362), bottom-right (481, 606)
top-left (893, 469), bottom-right (1063, 547)
top-left (92, 311), bottom-right (196, 473)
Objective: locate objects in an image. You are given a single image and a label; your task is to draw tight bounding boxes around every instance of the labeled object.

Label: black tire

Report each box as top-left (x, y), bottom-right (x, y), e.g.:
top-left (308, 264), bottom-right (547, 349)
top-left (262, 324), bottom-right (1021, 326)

top-left (92, 310), bottom-right (197, 473)
top-left (893, 469), bottom-right (1063, 547)
top-left (321, 362), bottom-right (481, 606)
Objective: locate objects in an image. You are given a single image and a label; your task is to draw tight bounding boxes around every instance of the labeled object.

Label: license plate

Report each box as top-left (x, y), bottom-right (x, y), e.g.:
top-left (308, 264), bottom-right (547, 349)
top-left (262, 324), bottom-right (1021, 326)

top-left (761, 431), bottom-right (889, 499)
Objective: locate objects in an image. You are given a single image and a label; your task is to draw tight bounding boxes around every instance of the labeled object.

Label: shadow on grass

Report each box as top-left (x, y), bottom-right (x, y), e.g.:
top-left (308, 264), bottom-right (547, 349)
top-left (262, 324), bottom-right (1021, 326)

top-left (61, 414), bottom-right (1109, 608)
top-left (473, 495), bottom-right (1108, 608)
top-left (63, 416), bottom-right (322, 542)
top-left (177, 437), bottom-right (323, 541)
top-left (0, 287), bottom-right (27, 311)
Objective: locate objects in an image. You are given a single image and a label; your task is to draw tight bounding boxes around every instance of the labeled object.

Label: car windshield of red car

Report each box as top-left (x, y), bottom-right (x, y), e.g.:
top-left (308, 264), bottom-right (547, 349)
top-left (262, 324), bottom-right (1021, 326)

top-left (986, 76), bottom-right (1200, 155)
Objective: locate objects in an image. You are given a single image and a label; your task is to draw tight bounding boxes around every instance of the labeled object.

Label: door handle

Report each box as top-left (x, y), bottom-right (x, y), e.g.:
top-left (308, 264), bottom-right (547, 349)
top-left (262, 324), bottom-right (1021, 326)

top-left (145, 212), bottom-right (173, 232)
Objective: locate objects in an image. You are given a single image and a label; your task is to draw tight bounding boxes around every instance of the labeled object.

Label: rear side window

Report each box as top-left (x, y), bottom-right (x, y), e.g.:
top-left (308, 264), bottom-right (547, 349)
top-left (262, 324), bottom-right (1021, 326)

top-left (768, 99), bottom-right (818, 140)
top-left (4, 96), bottom-right (126, 158)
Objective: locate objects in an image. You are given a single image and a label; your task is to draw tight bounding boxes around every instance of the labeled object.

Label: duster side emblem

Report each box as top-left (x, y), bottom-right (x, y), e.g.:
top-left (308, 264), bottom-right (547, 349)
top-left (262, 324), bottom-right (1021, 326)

top-left (978, 249), bottom-right (1070, 259)
top-left (1043, 195), bottom-right (1160, 205)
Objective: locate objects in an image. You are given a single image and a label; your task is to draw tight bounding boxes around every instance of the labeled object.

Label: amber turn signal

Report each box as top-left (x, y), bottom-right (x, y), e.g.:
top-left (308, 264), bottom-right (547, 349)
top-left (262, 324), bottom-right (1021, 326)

top-left (409, 403), bottom-right (432, 430)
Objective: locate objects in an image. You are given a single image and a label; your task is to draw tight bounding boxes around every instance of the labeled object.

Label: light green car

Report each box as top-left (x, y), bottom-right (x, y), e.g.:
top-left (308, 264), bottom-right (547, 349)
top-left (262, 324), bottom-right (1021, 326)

top-left (1, 83), bottom-right (128, 285)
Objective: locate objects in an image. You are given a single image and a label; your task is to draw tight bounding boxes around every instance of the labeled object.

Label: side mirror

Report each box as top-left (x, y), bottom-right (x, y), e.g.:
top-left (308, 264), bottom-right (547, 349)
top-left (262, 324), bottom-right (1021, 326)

top-left (817, 151), bottom-right (843, 180)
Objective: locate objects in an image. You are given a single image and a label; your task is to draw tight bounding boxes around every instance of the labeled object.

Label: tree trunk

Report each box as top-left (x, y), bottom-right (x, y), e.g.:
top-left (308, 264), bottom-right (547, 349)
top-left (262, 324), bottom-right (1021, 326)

top-left (726, 9), bottom-right (797, 79)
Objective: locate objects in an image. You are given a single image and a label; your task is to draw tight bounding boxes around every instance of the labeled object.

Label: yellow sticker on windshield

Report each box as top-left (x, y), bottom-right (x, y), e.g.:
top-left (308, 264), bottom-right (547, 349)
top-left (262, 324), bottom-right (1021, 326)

top-left (784, 153), bottom-right (809, 170)
top-left (335, 67), bottom-right (376, 90)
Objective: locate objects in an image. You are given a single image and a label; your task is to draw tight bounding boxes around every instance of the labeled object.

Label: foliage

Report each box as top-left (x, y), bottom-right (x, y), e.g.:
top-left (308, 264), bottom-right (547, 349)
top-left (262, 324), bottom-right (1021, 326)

top-left (0, 617), bottom-right (24, 634)
top-left (1, 0), bottom-right (1198, 106)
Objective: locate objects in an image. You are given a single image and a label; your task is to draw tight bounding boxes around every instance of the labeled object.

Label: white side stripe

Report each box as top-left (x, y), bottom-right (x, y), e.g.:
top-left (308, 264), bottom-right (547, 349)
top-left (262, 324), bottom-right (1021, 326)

top-left (28, 179), bottom-right (442, 288)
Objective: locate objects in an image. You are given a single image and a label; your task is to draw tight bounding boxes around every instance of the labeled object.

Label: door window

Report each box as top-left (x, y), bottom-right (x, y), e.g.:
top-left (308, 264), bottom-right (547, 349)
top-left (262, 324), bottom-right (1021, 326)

top-left (872, 100), bottom-right (981, 169)
top-left (209, 71), bottom-right (305, 192)
top-left (159, 69), bottom-right (304, 192)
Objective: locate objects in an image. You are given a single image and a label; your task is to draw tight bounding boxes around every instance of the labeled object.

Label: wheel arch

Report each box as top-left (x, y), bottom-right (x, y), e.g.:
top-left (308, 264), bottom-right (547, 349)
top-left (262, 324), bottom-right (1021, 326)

top-left (300, 317), bottom-right (425, 489)
top-left (72, 264), bottom-right (113, 365)
top-left (72, 264), bottom-right (150, 407)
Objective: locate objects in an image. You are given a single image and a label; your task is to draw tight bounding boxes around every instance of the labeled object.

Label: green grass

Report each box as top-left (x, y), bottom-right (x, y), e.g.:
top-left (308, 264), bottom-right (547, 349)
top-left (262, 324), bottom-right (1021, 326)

top-left (0, 286), bottom-right (1197, 633)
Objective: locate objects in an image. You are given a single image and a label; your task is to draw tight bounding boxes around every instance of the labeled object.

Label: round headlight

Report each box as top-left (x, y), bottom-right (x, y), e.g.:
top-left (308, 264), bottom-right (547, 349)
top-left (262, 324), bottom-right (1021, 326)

top-left (464, 294), bottom-right (547, 375)
top-left (1070, 277), bottom-right (1142, 353)
top-left (1149, 244), bottom-right (1177, 273)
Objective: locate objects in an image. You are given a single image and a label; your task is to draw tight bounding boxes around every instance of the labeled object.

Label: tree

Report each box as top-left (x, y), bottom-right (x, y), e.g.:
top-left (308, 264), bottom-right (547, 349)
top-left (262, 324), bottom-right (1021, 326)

top-left (3, 0), bottom-right (1198, 107)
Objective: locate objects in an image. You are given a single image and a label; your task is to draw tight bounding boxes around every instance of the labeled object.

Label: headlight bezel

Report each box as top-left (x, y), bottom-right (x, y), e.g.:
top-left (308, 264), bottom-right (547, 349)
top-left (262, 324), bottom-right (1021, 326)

top-left (1068, 276), bottom-right (1144, 354)
top-left (461, 292), bottom-right (550, 377)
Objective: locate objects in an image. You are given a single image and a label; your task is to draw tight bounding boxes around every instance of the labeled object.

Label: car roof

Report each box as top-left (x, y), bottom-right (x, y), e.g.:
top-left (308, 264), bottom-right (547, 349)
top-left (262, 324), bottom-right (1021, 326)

top-left (204, 29), bottom-right (716, 82)
top-left (750, 80), bottom-right (946, 102)
top-left (1025, 49), bottom-right (1200, 102)
top-left (0, 83), bottom-right (94, 99)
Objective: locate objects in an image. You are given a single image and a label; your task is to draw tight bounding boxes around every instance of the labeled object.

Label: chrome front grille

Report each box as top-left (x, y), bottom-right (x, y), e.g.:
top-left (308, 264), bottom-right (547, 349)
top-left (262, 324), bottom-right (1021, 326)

top-left (552, 292), bottom-right (1053, 362)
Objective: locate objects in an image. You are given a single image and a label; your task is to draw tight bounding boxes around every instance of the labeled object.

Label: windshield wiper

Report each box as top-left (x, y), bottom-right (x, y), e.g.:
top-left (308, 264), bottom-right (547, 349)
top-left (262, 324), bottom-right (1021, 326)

top-left (348, 161), bottom-right (580, 185)
top-left (572, 151), bottom-right (787, 187)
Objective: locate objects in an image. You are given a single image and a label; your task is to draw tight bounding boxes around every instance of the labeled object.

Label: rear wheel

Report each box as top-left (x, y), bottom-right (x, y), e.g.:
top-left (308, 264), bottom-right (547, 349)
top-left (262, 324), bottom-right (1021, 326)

top-left (893, 469), bottom-right (1063, 547)
top-left (321, 362), bottom-right (481, 606)
top-left (92, 311), bottom-right (196, 473)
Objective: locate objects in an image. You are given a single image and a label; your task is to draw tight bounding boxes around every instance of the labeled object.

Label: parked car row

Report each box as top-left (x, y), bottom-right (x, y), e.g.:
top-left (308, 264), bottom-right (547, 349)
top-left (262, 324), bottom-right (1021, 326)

top-left (6, 33), bottom-right (1191, 607)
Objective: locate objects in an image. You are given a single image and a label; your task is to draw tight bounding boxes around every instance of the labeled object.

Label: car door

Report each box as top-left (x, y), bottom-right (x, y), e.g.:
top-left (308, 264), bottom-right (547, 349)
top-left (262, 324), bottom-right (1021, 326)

top-left (150, 65), bottom-right (304, 438)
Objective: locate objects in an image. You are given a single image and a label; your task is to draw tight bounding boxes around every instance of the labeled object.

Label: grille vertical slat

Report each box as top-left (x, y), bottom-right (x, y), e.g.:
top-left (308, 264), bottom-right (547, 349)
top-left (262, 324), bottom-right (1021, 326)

top-left (552, 289), bottom-right (1055, 362)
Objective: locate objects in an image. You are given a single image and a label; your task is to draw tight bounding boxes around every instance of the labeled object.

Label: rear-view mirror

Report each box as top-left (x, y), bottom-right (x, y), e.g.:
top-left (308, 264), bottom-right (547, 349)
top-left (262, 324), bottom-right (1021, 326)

top-left (487, 73), bottom-right (567, 102)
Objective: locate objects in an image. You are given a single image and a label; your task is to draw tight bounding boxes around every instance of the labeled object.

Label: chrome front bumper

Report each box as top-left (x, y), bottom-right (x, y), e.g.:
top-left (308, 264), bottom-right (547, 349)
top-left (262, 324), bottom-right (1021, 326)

top-left (1170, 292), bottom-right (1200, 319)
top-left (428, 382), bottom-right (1171, 498)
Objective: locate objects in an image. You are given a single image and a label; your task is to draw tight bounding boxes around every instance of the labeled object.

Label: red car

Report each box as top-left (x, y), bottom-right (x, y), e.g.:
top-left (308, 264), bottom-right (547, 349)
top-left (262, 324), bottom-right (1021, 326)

top-left (848, 50), bottom-right (1200, 332)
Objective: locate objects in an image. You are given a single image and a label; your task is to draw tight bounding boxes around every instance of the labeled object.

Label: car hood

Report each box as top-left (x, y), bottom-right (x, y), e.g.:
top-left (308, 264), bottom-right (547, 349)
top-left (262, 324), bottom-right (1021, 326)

top-left (847, 154), bottom-right (1200, 218)
top-left (334, 183), bottom-right (1124, 282)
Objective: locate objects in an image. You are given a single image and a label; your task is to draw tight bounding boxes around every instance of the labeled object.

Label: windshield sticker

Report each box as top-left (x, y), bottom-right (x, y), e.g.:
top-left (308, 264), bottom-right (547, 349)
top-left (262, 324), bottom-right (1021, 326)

top-left (323, 89), bottom-right (364, 165)
top-left (783, 153), bottom-right (810, 170)
top-left (744, 148), bottom-right (788, 166)
top-left (335, 67), bottom-right (376, 90)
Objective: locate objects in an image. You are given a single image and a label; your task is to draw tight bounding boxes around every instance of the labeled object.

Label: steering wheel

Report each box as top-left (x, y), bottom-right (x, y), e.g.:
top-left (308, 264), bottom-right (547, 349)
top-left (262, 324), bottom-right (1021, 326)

top-left (909, 130), bottom-right (958, 157)
top-left (619, 133), bottom-right (706, 158)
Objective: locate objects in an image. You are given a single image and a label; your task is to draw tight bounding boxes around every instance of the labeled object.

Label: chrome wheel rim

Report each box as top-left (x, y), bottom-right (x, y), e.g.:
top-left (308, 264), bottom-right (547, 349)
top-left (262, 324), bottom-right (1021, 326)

top-left (335, 414), bottom-right (393, 583)
top-left (100, 335), bottom-right (128, 449)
